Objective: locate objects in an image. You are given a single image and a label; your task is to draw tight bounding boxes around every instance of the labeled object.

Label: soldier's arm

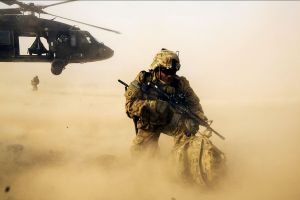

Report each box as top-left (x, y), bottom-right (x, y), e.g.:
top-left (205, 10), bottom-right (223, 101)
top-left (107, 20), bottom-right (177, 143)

top-left (125, 76), bottom-right (170, 119)
top-left (124, 80), bottom-right (147, 118)
top-left (124, 71), bottom-right (155, 118)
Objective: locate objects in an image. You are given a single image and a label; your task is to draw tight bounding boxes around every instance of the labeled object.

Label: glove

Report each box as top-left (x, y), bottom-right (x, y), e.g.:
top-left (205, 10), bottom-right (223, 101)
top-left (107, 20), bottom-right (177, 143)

top-left (147, 99), bottom-right (170, 114)
top-left (184, 119), bottom-right (199, 137)
top-left (140, 100), bottom-right (172, 125)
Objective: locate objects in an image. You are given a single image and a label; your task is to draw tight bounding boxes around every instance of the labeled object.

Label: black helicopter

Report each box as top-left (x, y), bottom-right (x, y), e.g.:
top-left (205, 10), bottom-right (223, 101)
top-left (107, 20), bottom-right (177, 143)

top-left (0, 0), bottom-right (120, 75)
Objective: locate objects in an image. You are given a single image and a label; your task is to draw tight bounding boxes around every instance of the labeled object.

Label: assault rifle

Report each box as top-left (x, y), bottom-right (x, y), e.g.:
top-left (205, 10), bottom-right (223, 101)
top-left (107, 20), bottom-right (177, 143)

top-left (118, 79), bottom-right (225, 140)
top-left (118, 79), bottom-right (129, 91)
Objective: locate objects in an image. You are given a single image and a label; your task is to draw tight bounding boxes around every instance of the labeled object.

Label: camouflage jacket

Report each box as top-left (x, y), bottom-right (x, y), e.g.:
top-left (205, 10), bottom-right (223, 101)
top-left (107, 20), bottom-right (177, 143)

top-left (124, 71), bottom-right (205, 131)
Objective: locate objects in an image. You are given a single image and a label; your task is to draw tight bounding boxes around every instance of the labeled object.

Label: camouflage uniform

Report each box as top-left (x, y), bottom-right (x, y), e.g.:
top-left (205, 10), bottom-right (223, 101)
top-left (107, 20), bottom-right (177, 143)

top-left (124, 49), bottom-right (206, 156)
top-left (124, 49), bottom-right (226, 186)
top-left (31, 76), bottom-right (39, 91)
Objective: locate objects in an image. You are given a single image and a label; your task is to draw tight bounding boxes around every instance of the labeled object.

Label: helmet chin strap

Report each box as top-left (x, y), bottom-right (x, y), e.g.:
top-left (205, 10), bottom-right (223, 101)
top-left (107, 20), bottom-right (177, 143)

top-left (154, 69), bottom-right (163, 83)
top-left (159, 67), bottom-right (162, 80)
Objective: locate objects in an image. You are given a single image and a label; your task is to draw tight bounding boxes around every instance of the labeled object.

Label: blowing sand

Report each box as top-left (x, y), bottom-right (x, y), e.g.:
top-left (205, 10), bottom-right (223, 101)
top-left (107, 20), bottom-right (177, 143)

top-left (1, 1), bottom-right (300, 199)
top-left (0, 76), bottom-right (299, 200)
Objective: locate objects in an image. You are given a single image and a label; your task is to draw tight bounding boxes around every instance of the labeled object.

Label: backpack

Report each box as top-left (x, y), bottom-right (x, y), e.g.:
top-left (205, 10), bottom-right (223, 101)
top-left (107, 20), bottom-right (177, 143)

top-left (173, 130), bottom-right (226, 186)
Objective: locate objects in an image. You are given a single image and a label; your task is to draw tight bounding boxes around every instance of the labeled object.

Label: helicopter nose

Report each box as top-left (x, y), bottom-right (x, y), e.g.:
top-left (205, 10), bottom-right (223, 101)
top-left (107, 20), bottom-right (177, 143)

top-left (99, 45), bottom-right (114, 60)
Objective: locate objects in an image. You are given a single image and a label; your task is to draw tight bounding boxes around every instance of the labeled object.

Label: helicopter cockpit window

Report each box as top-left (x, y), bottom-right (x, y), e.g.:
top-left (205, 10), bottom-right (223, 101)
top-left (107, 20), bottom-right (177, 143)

top-left (90, 35), bottom-right (101, 44)
top-left (75, 31), bottom-right (94, 45)
top-left (80, 35), bottom-right (92, 44)
top-left (85, 36), bottom-right (92, 44)
top-left (85, 32), bottom-right (103, 44)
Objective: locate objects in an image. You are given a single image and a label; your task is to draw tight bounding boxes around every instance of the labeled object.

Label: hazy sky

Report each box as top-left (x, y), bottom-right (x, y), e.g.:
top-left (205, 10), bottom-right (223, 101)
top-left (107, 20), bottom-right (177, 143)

top-left (1, 1), bottom-right (300, 102)
top-left (1, 3), bottom-right (300, 199)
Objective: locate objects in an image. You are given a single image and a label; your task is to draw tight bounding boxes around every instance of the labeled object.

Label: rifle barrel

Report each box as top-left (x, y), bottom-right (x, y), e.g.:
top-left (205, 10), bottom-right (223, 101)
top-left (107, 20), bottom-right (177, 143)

top-left (118, 79), bottom-right (129, 87)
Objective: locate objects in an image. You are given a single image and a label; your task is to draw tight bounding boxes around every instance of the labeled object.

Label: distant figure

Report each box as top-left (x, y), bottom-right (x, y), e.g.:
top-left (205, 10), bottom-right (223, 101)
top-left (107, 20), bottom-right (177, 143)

top-left (31, 75), bottom-right (39, 91)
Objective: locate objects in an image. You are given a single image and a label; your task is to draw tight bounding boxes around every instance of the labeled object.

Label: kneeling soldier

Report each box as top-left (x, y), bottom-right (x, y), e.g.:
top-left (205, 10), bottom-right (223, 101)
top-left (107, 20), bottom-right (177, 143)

top-left (124, 49), bottom-right (208, 157)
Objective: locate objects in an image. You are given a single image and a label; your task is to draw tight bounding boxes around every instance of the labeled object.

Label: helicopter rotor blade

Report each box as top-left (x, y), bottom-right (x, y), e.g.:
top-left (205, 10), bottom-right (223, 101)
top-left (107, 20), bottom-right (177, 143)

top-left (43, 11), bottom-right (121, 34)
top-left (0, 0), bottom-right (77, 13)
top-left (0, 0), bottom-right (21, 6)
top-left (40, 0), bottom-right (78, 9)
top-left (0, 0), bottom-right (121, 34)
top-left (0, 0), bottom-right (28, 9)
top-left (0, 0), bottom-right (41, 13)
top-left (0, 0), bottom-right (14, 6)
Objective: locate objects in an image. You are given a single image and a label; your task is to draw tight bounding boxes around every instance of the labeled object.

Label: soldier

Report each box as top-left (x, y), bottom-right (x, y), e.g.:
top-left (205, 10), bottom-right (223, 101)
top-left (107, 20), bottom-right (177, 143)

top-left (31, 75), bottom-right (39, 91)
top-left (124, 48), bottom-right (208, 157)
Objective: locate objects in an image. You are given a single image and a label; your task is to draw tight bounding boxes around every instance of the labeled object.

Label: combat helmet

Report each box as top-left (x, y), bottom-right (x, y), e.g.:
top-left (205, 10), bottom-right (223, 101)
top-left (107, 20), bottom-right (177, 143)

top-left (150, 48), bottom-right (181, 72)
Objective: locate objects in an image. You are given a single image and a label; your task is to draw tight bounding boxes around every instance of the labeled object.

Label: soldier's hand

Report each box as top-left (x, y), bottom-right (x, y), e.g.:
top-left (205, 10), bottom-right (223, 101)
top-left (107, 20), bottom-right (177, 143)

top-left (184, 119), bottom-right (199, 137)
top-left (147, 99), bottom-right (169, 114)
top-left (155, 100), bottom-right (170, 114)
top-left (140, 100), bottom-right (172, 124)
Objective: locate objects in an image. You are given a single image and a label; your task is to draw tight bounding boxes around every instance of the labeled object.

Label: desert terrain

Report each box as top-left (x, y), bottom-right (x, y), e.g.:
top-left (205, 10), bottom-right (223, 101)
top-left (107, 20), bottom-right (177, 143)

top-left (0, 63), bottom-right (299, 200)
top-left (1, 1), bottom-right (300, 200)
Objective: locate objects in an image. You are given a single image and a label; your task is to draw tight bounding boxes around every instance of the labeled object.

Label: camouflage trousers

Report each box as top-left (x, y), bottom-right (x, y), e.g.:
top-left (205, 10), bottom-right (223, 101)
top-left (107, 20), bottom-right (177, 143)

top-left (131, 126), bottom-right (226, 186)
top-left (130, 121), bottom-right (189, 157)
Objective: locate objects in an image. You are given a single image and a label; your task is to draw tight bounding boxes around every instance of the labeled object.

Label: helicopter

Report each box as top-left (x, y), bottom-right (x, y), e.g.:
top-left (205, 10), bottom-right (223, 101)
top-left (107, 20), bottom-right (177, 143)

top-left (0, 0), bottom-right (120, 75)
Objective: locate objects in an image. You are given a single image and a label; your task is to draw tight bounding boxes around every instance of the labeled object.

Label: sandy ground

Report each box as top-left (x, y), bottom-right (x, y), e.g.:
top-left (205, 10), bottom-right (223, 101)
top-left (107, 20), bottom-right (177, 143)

top-left (1, 1), bottom-right (300, 199)
top-left (0, 77), bottom-right (299, 200)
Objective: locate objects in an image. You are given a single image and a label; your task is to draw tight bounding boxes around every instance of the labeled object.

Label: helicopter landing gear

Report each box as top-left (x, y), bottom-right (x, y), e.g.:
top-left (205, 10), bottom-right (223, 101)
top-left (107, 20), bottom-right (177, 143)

top-left (51, 59), bottom-right (67, 75)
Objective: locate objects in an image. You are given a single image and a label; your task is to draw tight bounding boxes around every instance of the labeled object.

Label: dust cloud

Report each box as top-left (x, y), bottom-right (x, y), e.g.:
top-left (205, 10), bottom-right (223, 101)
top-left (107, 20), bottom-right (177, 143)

top-left (0, 64), bottom-right (299, 200)
top-left (1, 1), bottom-right (300, 200)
